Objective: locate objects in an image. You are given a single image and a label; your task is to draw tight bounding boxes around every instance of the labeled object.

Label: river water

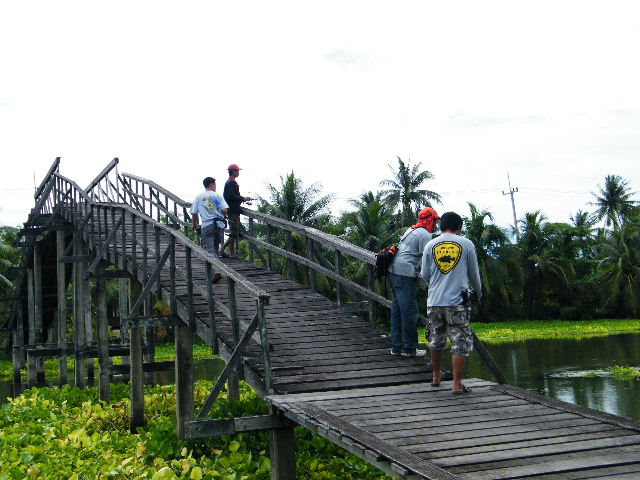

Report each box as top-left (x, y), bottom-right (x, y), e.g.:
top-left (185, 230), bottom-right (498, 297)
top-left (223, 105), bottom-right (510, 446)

top-left (465, 333), bottom-right (640, 421)
top-left (2, 334), bottom-right (639, 421)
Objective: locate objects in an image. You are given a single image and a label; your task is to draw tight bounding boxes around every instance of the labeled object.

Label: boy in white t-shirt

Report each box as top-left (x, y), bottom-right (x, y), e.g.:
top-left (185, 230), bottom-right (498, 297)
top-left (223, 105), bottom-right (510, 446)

top-left (191, 177), bottom-right (229, 265)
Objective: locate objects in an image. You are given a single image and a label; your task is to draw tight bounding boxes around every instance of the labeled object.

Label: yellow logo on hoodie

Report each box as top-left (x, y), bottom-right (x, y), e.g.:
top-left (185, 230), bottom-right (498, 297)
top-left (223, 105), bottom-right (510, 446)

top-left (433, 242), bottom-right (462, 274)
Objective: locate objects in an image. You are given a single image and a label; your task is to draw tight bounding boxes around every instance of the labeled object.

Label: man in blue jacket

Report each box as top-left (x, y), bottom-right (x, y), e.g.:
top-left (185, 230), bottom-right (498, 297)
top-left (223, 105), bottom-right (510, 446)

top-left (422, 211), bottom-right (482, 394)
top-left (388, 207), bottom-right (440, 357)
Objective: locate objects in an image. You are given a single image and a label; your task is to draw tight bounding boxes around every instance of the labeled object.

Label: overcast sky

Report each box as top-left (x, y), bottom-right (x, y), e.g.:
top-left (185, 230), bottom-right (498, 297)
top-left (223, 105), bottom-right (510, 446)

top-left (1, 1), bottom-right (639, 233)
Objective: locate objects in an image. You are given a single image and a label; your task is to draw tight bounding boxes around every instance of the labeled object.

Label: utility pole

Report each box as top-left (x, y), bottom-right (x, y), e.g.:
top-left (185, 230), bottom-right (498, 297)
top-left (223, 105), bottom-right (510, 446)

top-left (502, 173), bottom-right (519, 240)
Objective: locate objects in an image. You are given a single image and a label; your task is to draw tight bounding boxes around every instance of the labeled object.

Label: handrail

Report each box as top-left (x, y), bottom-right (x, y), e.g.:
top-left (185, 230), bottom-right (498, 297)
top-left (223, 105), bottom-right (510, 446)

top-left (34, 157), bottom-right (60, 201)
top-left (84, 157), bottom-right (120, 202)
top-left (118, 172), bottom-right (193, 231)
top-left (122, 173), bottom-right (191, 207)
top-left (242, 208), bottom-right (376, 265)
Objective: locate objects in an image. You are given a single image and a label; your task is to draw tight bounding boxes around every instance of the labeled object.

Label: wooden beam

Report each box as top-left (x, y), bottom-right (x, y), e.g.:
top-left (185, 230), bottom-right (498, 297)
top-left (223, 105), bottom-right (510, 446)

top-left (184, 415), bottom-right (294, 439)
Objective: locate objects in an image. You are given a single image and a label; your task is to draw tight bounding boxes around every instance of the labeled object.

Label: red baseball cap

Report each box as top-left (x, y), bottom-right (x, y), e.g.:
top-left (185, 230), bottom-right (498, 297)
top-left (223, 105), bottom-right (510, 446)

top-left (227, 164), bottom-right (243, 170)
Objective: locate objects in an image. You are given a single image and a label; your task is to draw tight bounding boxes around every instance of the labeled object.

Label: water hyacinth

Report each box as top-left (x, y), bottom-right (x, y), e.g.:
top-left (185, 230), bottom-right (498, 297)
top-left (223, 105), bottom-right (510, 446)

top-left (0, 382), bottom-right (390, 479)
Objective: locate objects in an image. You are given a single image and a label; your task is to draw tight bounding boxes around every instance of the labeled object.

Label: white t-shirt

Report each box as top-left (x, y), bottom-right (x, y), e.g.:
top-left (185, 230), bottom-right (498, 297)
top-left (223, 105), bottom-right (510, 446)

top-left (190, 191), bottom-right (228, 228)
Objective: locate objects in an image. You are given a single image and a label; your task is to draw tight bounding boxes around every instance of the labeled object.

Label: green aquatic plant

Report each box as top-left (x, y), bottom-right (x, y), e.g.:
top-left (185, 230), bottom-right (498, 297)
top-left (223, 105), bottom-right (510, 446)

top-left (0, 382), bottom-right (390, 479)
top-left (610, 365), bottom-right (640, 380)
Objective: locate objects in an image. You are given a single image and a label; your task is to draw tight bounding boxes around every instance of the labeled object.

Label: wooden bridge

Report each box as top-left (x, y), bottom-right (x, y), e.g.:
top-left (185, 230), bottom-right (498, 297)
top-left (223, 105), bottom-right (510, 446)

top-left (5, 158), bottom-right (640, 479)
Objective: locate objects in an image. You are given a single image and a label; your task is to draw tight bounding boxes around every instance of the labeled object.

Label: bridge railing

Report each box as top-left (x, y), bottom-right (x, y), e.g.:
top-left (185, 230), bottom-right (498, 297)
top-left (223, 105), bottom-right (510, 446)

top-left (241, 209), bottom-right (391, 326)
top-left (119, 172), bottom-right (193, 233)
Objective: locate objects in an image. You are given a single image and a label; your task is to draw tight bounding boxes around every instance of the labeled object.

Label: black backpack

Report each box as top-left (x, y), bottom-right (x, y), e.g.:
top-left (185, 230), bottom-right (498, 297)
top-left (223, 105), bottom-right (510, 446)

top-left (374, 245), bottom-right (398, 280)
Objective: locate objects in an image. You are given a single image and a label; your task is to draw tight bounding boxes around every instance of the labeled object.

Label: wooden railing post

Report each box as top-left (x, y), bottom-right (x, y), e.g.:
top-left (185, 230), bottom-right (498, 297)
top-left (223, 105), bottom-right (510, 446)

top-left (186, 246), bottom-right (195, 330)
top-left (267, 224), bottom-right (273, 271)
top-left (257, 298), bottom-right (274, 394)
top-left (286, 231), bottom-right (294, 279)
top-left (368, 264), bottom-right (377, 326)
top-left (248, 218), bottom-right (254, 263)
top-left (205, 263), bottom-right (218, 355)
top-left (335, 250), bottom-right (343, 306)
top-left (307, 237), bottom-right (317, 291)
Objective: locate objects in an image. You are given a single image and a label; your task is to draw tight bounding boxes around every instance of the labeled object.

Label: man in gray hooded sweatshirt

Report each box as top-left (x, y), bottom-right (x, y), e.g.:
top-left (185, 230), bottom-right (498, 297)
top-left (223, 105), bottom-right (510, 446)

top-left (422, 211), bottom-right (481, 394)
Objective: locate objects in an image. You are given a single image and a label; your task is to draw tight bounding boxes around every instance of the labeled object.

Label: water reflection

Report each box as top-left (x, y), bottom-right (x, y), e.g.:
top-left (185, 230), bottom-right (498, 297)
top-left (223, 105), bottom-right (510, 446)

top-left (465, 333), bottom-right (640, 421)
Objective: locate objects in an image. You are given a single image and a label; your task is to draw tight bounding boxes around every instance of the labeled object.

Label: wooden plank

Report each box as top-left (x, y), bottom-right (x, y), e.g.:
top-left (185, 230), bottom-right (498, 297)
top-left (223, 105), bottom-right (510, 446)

top-left (396, 418), bottom-right (603, 449)
top-left (423, 429), bottom-right (636, 462)
top-left (452, 445), bottom-right (640, 479)
top-left (377, 413), bottom-right (588, 441)
top-left (438, 434), bottom-right (640, 468)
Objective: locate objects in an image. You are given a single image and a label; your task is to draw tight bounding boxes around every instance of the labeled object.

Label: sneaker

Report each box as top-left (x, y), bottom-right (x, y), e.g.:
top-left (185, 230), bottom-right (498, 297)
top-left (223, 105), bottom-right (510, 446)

top-left (401, 349), bottom-right (427, 357)
top-left (390, 349), bottom-right (401, 356)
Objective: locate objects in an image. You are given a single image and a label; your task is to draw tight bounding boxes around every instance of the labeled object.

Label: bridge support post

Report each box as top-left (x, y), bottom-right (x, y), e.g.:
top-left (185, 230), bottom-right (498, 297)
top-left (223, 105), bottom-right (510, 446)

top-left (269, 414), bottom-right (296, 480)
top-left (12, 298), bottom-right (25, 385)
top-left (226, 278), bottom-right (241, 401)
top-left (119, 278), bottom-right (130, 371)
top-left (175, 320), bottom-right (194, 440)
top-left (73, 237), bottom-right (87, 388)
top-left (96, 263), bottom-right (110, 403)
top-left (56, 231), bottom-right (68, 385)
top-left (33, 244), bottom-right (45, 386)
top-left (26, 268), bottom-right (36, 387)
top-left (129, 280), bottom-right (145, 431)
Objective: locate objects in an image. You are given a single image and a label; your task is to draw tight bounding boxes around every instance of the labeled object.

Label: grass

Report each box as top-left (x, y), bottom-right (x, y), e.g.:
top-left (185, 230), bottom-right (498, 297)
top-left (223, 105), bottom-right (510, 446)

top-left (470, 318), bottom-right (640, 341)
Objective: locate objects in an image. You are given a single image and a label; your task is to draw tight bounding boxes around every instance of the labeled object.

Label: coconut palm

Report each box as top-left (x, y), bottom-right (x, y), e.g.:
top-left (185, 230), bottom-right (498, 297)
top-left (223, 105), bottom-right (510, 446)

top-left (590, 175), bottom-right (639, 230)
top-left (379, 157), bottom-right (441, 226)
top-left (341, 191), bottom-right (397, 252)
top-left (260, 171), bottom-right (333, 226)
top-left (518, 211), bottom-right (573, 318)
top-left (463, 203), bottom-right (520, 320)
top-left (596, 220), bottom-right (640, 317)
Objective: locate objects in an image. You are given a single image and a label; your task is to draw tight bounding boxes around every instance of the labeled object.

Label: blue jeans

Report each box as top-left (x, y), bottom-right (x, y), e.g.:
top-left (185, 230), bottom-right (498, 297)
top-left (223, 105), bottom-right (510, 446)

top-left (389, 273), bottom-right (419, 353)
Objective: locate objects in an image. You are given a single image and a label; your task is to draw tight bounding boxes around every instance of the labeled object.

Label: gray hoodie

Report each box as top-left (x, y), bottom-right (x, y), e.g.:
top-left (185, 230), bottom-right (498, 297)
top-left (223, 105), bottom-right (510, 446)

top-left (388, 227), bottom-right (432, 277)
top-left (421, 233), bottom-right (482, 307)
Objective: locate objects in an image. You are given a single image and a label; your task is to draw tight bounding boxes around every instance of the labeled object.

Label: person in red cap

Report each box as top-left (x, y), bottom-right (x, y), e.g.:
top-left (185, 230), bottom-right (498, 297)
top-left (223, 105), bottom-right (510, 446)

top-left (219, 164), bottom-right (254, 259)
top-left (387, 207), bottom-right (440, 357)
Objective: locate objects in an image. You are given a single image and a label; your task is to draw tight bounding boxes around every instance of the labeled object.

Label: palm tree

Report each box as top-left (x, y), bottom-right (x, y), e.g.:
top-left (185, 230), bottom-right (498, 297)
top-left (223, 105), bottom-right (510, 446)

top-left (590, 175), bottom-right (639, 230)
top-left (341, 191), bottom-right (397, 252)
top-left (463, 203), bottom-right (520, 320)
top-left (518, 211), bottom-right (573, 318)
top-left (260, 171), bottom-right (333, 226)
top-left (596, 220), bottom-right (640, 317)
top-left (379, 157), bottom-right (441, 226)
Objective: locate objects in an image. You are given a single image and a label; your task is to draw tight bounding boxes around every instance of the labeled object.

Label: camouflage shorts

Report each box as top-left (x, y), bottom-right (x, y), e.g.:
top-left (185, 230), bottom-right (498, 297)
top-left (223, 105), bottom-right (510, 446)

top-left (427, 305), bottom-right (474, 357)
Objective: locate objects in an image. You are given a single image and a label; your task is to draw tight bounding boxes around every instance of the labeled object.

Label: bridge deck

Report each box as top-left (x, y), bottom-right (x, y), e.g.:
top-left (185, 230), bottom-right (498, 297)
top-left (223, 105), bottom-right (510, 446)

top-left (194, 257), bottom-right (436, 394)
top-left (269, 379), bottom-right (640, 480)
